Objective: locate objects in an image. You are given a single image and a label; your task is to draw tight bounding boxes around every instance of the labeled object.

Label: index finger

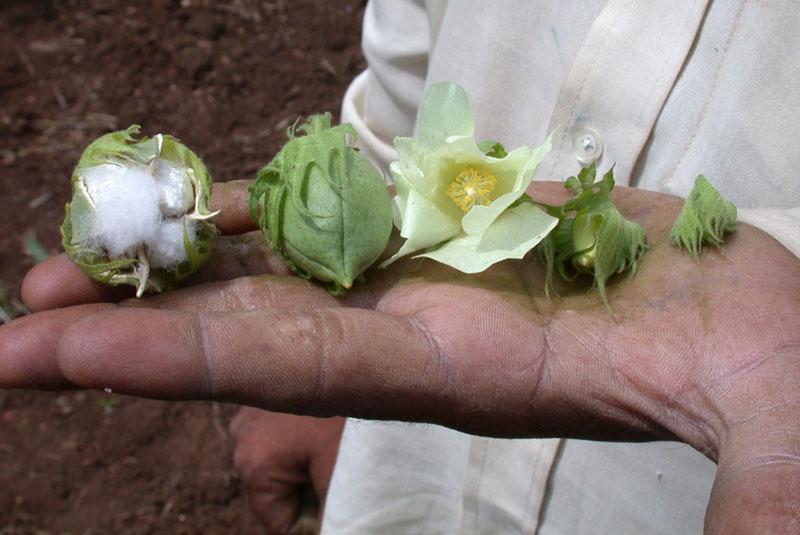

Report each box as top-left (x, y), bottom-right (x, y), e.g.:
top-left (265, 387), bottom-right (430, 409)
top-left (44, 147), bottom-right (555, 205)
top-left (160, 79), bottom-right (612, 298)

top-left (211, 179), bottom-right (257, 235)
top-left (51, 306), bottom-right (448, 420)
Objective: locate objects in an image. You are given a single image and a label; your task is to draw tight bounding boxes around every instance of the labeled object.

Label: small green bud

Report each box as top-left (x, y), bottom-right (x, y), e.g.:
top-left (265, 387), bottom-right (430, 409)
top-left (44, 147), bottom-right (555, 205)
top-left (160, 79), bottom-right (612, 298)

top-left (570, 211), bottom-right (603, 270)
top-left (670, 175), bottom-right (737, 257)
top-left (61, 125), bottom-right (217, 297)
top-left (249, 113), bottom-right (393, 293)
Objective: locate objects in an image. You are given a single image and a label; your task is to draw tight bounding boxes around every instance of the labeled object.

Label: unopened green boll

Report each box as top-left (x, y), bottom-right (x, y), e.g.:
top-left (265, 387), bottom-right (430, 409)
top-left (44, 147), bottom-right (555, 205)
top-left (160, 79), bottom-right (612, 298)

top-left (249, 113), bottom-right (393, 293)
top-left (61, 125), bottom-right (218, 297)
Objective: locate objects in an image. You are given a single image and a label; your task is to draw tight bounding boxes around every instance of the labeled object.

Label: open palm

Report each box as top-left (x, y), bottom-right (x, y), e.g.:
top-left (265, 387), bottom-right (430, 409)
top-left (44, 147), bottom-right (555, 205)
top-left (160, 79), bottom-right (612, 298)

top-left (2, 181), bottom-right (798, 532)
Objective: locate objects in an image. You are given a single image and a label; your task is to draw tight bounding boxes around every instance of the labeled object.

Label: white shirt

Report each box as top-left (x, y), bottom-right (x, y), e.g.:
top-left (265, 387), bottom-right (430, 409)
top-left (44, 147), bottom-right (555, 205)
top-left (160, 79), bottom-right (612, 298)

top-left (323, 1), bottom-right (800, 533)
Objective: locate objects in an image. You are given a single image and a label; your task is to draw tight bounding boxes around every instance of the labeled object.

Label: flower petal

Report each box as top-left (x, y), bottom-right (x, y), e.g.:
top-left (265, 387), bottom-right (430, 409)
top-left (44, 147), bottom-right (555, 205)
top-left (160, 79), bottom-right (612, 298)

top-left (381, 188), bottom-right (461, 267)
top-left (415, 201), bottom-right (557, 273)
top-left (461, 132), bottom-right (554, 236)
top-left (416, 83), bottom-right (475, 148)
top-left (460, 147), bottom-right (532, 235)
top-left (389, 160), bottom-right (411, 229)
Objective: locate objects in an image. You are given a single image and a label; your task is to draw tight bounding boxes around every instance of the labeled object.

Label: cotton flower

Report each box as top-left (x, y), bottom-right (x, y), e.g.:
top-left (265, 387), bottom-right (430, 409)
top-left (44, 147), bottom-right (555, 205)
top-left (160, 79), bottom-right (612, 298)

top-left (382, 82), bottom-right (557, 273)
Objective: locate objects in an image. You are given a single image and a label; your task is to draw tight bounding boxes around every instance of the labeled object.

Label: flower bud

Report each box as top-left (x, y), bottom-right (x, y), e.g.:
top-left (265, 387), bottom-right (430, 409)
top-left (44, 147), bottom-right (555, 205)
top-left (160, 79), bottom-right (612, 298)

top-left (670, 175), bottom-right (737, 257)
top-left (540, 164), bottom-right (645, 310)
top-left (61, 125), bottom-right (218, 297)
top-left (570, 211), bottom-right (602, 270)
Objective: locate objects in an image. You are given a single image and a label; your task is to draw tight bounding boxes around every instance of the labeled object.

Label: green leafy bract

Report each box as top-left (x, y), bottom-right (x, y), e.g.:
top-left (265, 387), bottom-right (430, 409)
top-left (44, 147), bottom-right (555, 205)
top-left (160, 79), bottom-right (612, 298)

top-left (476, 140), bottom-right (509, 159)
top-left (670, 175), bottom-right (737, 257)
top-left (249, 113), bottom-right (393, 294)
top-left (538, 163), bottom-right (646, 309)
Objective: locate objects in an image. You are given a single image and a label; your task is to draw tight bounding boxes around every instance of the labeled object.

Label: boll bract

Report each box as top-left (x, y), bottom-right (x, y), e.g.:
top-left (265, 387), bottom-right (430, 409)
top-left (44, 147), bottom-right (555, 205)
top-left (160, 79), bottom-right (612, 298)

top-left (61, 125), bottom-right (218, 297)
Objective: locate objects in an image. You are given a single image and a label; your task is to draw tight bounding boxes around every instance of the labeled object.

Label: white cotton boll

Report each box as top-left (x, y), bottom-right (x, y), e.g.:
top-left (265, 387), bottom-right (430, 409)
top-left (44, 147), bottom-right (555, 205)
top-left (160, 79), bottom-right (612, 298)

top-left (154, 159), bottom-right (194, 216)
top-left (80, 163), bottom-right (162, 257)
top-left (148, 218), bottom-right (197, 268)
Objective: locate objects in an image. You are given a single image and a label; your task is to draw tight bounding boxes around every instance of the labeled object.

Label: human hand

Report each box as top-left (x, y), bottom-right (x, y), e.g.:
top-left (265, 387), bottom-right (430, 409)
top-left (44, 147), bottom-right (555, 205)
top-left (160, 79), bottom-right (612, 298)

top-left (229, 408), bottom-right (343, 535)
top-left (2, 180), bottom-right (798, 533)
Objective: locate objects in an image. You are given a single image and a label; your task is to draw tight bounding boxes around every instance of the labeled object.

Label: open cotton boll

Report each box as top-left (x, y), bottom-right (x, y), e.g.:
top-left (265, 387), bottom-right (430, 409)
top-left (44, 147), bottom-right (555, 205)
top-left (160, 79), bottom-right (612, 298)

top-left (80, 161), bottom-right (198, 266)
top-left (62, 125), bottom-right (217, 297)
top-left (154, 159), bottom-right (194, 216)
top-left (80, 163), bottom-right (162, 257)
top-left (148, 219), bottom-right (197, 268)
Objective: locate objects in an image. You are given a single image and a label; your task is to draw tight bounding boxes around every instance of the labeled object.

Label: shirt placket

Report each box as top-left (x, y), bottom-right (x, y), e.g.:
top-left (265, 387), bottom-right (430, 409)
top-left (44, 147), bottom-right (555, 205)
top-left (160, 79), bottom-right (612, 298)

top-left (539, 0), bottom-right (711, 186)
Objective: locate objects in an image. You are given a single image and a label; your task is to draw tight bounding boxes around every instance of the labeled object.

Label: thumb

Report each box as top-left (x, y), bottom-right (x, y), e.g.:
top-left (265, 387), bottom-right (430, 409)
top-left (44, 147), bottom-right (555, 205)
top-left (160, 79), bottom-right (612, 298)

top-left (705, 415), bottom-right (800, 533)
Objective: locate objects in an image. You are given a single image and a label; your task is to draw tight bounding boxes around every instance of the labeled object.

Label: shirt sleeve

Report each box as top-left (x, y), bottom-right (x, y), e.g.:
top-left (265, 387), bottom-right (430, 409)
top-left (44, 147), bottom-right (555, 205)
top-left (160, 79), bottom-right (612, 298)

top-left (340, 0), bottom-right (431, 172)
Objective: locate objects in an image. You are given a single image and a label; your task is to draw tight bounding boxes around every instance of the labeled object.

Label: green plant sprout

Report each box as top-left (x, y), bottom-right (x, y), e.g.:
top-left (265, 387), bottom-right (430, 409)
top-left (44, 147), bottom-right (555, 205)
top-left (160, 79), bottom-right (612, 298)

top-left (23, 231), bottom-right (49, 264)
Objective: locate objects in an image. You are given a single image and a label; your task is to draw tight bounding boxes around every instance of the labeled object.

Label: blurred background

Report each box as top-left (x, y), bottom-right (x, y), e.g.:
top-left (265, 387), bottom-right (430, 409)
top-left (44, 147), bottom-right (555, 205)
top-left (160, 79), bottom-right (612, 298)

top-left (0, 0), bottom-right (365, 532)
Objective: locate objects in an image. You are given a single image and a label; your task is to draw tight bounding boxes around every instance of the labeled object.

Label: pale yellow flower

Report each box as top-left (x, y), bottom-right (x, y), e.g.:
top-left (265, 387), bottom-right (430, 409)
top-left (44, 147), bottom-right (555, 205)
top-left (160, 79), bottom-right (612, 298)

top-left (383, 82), bottom-right (557, 273)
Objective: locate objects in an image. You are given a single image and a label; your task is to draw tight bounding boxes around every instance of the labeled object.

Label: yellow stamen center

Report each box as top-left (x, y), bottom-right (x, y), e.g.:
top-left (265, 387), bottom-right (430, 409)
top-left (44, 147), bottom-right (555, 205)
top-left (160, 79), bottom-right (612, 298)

top-left (446, 167), bottom-right (497, 212)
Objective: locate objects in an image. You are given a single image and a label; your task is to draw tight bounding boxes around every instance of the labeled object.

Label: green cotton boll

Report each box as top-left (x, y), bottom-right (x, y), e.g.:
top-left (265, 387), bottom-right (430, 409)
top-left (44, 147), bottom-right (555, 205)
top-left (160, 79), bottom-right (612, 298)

top-left (249, 113), bottom-right (393, 293)
top-left (61, 125), bottom-right (218, 297)
top-left (670, 175), bottom-right (737, 257)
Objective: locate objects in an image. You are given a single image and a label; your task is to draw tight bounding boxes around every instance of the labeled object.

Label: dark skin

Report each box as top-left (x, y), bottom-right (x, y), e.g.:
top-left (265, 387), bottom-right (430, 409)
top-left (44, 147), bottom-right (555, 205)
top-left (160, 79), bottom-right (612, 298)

top-left (228, 409), bottom-right (343, 534)
top-left (2, 179), bottom-right (799, 534)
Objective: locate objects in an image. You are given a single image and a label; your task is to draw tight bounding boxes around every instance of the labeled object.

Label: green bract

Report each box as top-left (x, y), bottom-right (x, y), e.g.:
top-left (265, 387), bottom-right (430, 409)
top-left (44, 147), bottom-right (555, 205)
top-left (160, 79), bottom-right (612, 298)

top-left (539, 164), bottom-right (646, 309)
top-left (382, 82), bottom-right (557, 273)
top-left (61, 125), bottom-right (217, 297)
top-left (249, 113), bottom-right (393, 293)
top-left (670, 175), bottom-right (737, 257)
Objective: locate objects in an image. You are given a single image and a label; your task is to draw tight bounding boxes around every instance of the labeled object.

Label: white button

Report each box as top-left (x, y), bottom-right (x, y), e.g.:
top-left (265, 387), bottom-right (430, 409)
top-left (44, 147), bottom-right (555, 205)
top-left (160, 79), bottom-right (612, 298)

top-left (572, 127), bottom-right (603, 165)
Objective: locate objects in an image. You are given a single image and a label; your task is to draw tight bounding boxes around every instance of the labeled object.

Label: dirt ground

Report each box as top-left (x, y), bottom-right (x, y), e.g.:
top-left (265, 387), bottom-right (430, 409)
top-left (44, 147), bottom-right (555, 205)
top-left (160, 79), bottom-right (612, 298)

top-left (0, 0), bottom-right (366, 532)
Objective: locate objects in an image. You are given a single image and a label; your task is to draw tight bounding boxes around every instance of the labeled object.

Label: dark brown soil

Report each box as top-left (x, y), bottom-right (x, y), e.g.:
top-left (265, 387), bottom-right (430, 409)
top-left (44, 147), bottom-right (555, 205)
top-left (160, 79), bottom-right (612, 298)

top-left (0, 0), bottom-right (366, 532)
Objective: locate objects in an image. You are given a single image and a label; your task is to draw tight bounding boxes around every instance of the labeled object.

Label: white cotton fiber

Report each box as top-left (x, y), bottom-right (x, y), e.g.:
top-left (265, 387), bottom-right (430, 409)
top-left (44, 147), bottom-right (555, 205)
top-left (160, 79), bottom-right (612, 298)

top-left (149, 219), bottom-right (197, 268)
top-left (79, 159), bottom-right (197, 267)
top-left (154, 159), bottom-right (194, 216)
top-left (81, 163), bottom-right (162, 257)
